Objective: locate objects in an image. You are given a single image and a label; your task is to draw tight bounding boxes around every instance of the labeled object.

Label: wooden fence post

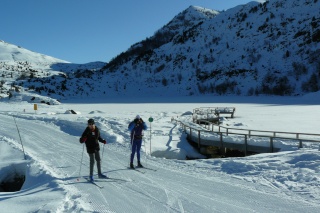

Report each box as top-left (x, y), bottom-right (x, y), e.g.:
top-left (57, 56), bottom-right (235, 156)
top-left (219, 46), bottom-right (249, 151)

top-left (244, 135), bottom-right (248, 156)
top-left (270, 137), bottom-right (274, 153)
top-left (220, 133), bottom-right (225, 155)
top-left (198, 130), bottom-right (201, 149)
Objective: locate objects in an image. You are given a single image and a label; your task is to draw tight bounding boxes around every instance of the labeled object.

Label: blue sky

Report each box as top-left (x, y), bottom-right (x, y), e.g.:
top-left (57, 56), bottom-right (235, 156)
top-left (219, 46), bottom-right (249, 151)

top-left (1, 0), bottom-right (253, 64)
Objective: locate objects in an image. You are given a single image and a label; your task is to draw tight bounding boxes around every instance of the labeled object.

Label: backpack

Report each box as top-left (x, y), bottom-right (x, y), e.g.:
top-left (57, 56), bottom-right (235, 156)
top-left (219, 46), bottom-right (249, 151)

top-left (130, 122), bottom-right (144, 139)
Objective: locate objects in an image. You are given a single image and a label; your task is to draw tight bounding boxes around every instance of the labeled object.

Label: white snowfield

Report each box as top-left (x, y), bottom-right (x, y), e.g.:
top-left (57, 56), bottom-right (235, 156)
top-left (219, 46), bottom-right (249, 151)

top-left (0, 94), bottom-right (320, 213)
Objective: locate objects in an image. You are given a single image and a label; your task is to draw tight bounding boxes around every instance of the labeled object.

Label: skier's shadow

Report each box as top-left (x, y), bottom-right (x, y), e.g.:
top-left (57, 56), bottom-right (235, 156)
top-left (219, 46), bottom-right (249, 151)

top-left (63, 173), bottom-right (130, 184)
top-left (165, 123), bottom-right (177, 151)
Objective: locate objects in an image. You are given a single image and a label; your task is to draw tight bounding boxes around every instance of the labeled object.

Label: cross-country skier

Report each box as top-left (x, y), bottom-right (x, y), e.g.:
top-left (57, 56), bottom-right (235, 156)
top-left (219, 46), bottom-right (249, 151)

top-left (128, 115), bottom-right (147, 169)
top-left (80, 118), bottom-right (107, 181)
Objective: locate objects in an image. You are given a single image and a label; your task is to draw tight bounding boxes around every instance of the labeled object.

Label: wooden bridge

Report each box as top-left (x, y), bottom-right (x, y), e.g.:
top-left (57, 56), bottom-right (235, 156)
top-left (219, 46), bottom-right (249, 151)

top-left (176, 109), bottom-right (320, 157)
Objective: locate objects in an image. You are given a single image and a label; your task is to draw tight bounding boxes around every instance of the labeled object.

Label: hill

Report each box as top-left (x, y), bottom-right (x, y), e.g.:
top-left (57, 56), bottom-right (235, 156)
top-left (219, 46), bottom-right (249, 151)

top-left (0, 0), bottom-right (319, 100)
top-left (102, 0), bottom-right (320, 97)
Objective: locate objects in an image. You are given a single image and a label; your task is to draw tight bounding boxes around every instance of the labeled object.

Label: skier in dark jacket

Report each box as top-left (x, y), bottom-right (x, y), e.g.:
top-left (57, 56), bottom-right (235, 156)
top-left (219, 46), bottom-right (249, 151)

top-left (80, 118), bottom-right (107, 181)
top-left (128, 115), bottom-right (147, 169)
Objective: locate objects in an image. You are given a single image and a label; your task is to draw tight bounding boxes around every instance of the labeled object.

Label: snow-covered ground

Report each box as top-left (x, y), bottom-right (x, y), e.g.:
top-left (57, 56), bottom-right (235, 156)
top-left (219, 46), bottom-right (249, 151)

top-left (1, 92), bottom-right (320, 212)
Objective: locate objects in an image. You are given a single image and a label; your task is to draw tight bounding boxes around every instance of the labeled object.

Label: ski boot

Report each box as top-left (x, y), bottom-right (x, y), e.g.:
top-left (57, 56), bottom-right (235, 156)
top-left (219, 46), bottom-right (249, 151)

top-left (137, 161), bottom-right (143, 168)
top-left (98, 173), bottom-right (108, 179)
top-left (130, 162), bottom-right (135, 169)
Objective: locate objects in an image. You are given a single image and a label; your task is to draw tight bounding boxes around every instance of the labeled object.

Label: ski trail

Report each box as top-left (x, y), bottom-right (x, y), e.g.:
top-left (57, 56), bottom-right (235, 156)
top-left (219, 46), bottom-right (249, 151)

top-left (177, 199), bottom-right (185, 213)
top-left (1, 114), bottom-right (112, 212)
top-left (2, 111), bottom-right (320, 213)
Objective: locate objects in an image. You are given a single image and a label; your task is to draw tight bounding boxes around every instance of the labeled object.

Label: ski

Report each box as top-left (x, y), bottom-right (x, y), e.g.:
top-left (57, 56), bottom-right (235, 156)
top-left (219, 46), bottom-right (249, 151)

top-left (128, 167), bottom-right (145, 174)
top-left (84, 177), bottom-right (104, 188)
top-left (95, 177), bottom-right (131, 182)
top-left (134, 169), bottom-right (145, 174)
top-left (107, 177), bottom-right (131, 182)
top-left (137, 166), bottom-right (157, 172)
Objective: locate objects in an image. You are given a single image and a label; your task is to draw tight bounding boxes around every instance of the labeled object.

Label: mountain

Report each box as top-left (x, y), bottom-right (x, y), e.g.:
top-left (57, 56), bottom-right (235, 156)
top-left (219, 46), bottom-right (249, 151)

top-left (102, 0), bottom-right (320, 97)
top-left (0, 40), bottom-right (68, 64)
top-left (104, 6), bottom-right (219, 74)
top-left (0, 0), bottom-right (319, 101)
top-left (0, 40), bottom-right (105, 100)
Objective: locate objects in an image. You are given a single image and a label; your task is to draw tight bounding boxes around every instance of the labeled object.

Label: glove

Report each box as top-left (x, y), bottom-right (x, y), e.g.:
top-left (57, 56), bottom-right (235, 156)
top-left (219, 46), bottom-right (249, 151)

top-left (102, 140), bottom-right (107, 144)
top-left (80, 137), bottom-right (87, 143)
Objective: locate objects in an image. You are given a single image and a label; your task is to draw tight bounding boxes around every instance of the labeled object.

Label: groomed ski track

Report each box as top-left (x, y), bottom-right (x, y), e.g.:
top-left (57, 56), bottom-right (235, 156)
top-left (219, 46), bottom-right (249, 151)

top-left (0, 113), bottom-right (319, 213)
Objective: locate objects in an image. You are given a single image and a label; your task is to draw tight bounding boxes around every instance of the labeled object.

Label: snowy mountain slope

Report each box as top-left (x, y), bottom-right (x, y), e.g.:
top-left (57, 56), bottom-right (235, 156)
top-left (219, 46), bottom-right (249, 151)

top-left (148, 5), bottom-right (219, 42)
top-left (105, 5), bottom-right (218, 72)
top-left (0, 40), bottom-right (69, 86)
top-left (0, 40), bottom-right (68, 64)
top-left (103, 0), bottom-right (319, 97)
top-left (0, 41), bottom-right (67, 100)
top-left (0, 0), bottom-right (319, 101)
top-left (0, 40), bottom-right (105, 100)
top-left (129, 6), bottom-right (218, 52)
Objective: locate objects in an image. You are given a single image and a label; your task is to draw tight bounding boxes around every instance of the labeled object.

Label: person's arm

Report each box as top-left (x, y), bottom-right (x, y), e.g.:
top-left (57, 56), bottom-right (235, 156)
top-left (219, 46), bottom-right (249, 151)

top-left (140, 119), bottom-right (147, 130)
top-left (79, 127), bottom-right (89, 143)
top-left (97, 128), bottom-right (107, 144)
top-left (142, 121), bottom-right (148, 130)
top-left (128, 121), bottom-right (135, 131)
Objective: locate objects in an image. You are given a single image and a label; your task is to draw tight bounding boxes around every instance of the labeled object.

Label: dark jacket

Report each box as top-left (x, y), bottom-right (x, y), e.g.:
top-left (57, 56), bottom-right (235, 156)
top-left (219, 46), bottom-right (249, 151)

top-left (80, 126), bottom-right (104, 153)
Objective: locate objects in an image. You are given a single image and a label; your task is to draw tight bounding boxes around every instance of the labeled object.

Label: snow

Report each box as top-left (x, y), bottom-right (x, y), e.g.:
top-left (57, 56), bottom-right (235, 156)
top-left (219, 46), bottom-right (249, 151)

top-left (0, 40), bottom-right (68, 64)
top-left (1, 93), bottom-right (320, 212)
top-left (1, 0), bottom-right (319, 211)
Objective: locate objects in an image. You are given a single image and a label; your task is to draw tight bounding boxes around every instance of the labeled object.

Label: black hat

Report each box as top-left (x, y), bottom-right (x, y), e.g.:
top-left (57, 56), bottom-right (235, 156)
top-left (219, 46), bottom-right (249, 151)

top-left (88, 119), bottom-right (95, 124)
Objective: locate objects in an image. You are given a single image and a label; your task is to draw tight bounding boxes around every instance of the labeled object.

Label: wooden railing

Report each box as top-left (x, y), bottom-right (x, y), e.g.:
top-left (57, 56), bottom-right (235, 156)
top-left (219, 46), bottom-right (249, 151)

top-left (176, 119), bottom-right (320, 156)
top-left (197, 119), bottom-right (320, 142)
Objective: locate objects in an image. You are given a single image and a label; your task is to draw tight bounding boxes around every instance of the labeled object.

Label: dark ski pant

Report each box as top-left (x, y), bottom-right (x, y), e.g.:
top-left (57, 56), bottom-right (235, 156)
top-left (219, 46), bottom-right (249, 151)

top-left (88, 150), bottom-right (102, 176)
top-left (130, 139), bottom-right (142, 163)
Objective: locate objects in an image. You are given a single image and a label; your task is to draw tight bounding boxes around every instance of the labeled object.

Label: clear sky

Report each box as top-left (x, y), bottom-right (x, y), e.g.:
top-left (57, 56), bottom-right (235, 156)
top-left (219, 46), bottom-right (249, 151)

top-left (1, 0), bottom-right (253, 64)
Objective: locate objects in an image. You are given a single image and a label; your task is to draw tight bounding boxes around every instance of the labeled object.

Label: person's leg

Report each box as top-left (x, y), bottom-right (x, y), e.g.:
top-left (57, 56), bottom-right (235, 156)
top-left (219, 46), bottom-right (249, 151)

top-left (136, 140), bottom-right (143, 167)
top-left (89, 153), bottom-right (94, 177)
top-left (94, 150), bottom-right (102, 175)
top-left (136, 139), bottom-right (142, 162)
top-left (130, 140), bottom-right (137, 168)
top-left (130, 140), bottom-right (137, 163)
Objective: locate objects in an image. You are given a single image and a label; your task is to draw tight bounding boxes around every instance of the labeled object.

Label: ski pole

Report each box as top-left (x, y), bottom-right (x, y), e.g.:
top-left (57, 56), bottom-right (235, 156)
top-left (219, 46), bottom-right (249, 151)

top-left (12, 115), bottom-right (27, 160)
top-left (143, 137), bottom-right (148, 168)
top-left (148, 117), bottom-right (153, 156)
top-left (78, 143), bottom-right (85, 181)
top-left (129, 131), bottom-right (135, 166)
